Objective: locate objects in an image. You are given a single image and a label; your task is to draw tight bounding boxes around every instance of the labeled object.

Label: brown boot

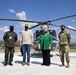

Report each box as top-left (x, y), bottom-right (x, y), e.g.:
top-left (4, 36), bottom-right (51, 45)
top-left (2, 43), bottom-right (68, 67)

top-left (59, 63), bottom-right (65, 67)
top-left (66, 63), bottom-right (70, 68)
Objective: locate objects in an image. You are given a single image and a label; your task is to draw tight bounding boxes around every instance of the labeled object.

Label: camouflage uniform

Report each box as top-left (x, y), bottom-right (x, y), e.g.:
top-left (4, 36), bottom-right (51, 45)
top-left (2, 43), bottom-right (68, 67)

top-left (3, 31), bottom-right (18, 64)
top-left (58, 30), bottom-right (71, 67)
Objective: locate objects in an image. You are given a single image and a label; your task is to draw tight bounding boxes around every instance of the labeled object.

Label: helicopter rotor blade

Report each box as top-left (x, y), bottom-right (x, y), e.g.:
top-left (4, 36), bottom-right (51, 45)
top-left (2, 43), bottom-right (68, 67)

top-left (48, 14), bottom-right (76, 22)
top-left (29, 24), bottom-right (41, 29)
top-left (50, 24), bottom-right (76, 31)
top-left (65, 26), bottom-right (76, 31)
top-left (0, 18), bottom-right (39, 23)
top-left (51, 35), bottom-right (58, 41)
top-left (50, 23), bottom-right (60, 27)
top-left (0, 14), bottom-right (76, 23)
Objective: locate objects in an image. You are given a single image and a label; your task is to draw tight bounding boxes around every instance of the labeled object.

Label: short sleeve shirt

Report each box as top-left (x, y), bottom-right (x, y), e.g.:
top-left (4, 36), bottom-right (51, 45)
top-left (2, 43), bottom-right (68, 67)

top-left (20, 30), bottom-right (33, 44)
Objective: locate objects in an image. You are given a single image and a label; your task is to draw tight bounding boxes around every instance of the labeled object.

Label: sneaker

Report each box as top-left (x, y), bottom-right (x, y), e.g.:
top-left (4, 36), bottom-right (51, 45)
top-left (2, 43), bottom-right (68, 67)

top-left (22, 62), bottom-right (26, 66)
top-left (27, 62), bottom-right (30, 66)
top-left (9, 63), bottom-right (13, 66)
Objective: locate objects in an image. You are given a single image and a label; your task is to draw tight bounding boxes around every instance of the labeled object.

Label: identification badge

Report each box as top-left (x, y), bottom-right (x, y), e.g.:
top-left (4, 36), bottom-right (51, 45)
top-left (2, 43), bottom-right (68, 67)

top-left (9, 36), bottom-right (12, 39)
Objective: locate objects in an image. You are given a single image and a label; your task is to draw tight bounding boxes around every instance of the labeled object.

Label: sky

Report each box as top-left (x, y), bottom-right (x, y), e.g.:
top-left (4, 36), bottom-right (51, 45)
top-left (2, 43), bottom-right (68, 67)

top-left (0, 0), bottom-right (76, 42)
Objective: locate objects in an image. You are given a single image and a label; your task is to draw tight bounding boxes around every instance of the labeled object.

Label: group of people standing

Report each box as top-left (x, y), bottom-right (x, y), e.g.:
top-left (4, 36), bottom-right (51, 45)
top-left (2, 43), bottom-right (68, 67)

top-left (3, 24), bottom-right (71, 68)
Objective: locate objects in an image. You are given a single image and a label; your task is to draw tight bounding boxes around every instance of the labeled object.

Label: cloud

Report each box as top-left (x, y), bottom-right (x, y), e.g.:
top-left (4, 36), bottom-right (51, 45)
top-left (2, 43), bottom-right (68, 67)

top-left (68, 25), bottom-right (76, 30)
top-left (72, 19), bottom-right (75, 22)
top-left (0, 26), bottom-right (9, 32)
top-left (8, 9), bottom-right (38, 28)
top-left (16, 11), bottom-right (26, 27)
top-left (16, 11), bottom-right (26, 20)
top-left (8, 9), bottom-right (16, 13)
top-left (16, 11), bottom-right (37, 28)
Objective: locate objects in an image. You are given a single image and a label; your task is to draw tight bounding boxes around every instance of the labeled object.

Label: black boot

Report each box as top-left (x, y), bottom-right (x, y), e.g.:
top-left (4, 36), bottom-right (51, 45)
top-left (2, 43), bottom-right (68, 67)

top-left (4, 61), bottom-right (7, 66)
top-left (9, 62), bottom-right (13, 66)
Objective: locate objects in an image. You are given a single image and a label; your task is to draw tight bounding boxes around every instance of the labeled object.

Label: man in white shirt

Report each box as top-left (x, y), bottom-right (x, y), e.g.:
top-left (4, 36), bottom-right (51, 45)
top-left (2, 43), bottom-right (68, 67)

top-left (20, 24), bottom-right (34, 66)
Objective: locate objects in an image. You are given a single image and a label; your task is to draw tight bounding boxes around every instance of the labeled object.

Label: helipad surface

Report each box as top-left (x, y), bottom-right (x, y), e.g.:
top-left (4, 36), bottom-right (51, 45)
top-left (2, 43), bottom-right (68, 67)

top-left (0, 52), bottom-right (76, 75)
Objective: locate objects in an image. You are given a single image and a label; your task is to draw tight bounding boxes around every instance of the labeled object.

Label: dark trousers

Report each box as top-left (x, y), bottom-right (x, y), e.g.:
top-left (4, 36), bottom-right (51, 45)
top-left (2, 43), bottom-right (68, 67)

top-left (42, 50), bottom-right (51, 65)
top-left (20, 47), bottom-right (23, 55)
top-left (4, 47), bottom-right (14, 63)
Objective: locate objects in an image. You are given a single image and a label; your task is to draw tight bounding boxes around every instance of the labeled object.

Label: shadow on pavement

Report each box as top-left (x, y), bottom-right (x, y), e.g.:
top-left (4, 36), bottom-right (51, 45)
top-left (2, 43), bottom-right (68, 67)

top-left (51, 62), bottom-right (59, 66)
top-left (31, 54), bottom-right (53, 58)
top-left (14, 61), bottom-right (22, 64)
top-left (70, 56), bottom-right (76, 58)
top-left (31, 61), bottom-right (41, 65)
top-left (31, 61), bottom-right (59, 66)
top-left (1, 61), bottom-right (4, 65)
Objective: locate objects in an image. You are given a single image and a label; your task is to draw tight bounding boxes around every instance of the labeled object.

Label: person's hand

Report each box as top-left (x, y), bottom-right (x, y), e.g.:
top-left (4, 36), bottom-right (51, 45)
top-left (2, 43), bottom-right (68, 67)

top-left (20, 43), bottom-right (22, 48)
top-left (38, 44), bottom-right (40, 50)
top-left (49, 45), bottom-right (51, 50)
top-left (31, 42), bottom-right (34, 47)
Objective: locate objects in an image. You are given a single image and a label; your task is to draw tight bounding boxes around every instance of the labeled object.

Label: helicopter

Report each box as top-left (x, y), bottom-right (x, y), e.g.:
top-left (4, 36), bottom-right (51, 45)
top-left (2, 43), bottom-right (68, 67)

top-left (0, 14), bottom-right (76, 54)
top-left (33, 24), bottom-right (58, 52)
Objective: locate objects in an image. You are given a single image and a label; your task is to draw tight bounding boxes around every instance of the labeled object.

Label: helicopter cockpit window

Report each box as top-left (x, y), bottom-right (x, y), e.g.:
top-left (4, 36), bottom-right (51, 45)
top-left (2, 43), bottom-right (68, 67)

top-left (36, 30), bottom-right (43, 38)
top-left (36, 30), bottom-right (57, 41)
top-left (49, 30), bottom-right (57, 40)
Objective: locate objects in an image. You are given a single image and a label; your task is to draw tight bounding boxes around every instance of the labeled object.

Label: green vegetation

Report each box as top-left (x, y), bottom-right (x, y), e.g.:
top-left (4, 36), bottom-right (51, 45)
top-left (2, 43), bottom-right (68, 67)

top-left (0, 42), bottom-right (76, 52)
top-left (0, 46), bottom-right (20, 52)
top-left (70, 45), bottom-right (76, 49)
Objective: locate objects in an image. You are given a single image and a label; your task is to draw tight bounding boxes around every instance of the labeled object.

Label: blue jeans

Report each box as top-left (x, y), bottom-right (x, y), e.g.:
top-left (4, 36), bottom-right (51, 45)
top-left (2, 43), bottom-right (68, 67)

top-left (22, 44), bottom-right (31, 63)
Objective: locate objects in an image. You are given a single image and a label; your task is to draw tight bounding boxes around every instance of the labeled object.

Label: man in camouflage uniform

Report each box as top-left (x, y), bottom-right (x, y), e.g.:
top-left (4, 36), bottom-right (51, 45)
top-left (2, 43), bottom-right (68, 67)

top-left (3, 25), bottom-right (18, 66)
top-left (58, 25), bottom-right (71, 68)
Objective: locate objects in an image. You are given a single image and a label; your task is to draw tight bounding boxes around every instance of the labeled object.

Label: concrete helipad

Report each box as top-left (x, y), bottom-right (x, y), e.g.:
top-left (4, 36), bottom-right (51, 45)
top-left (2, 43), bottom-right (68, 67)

top-left (0, 51), bottom-right (76, 75)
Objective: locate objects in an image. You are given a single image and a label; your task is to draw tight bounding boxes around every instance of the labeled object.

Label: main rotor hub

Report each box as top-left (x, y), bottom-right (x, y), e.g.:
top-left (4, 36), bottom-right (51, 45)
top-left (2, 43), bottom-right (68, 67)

top-left (41, 25), bottom-right (48, 29)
